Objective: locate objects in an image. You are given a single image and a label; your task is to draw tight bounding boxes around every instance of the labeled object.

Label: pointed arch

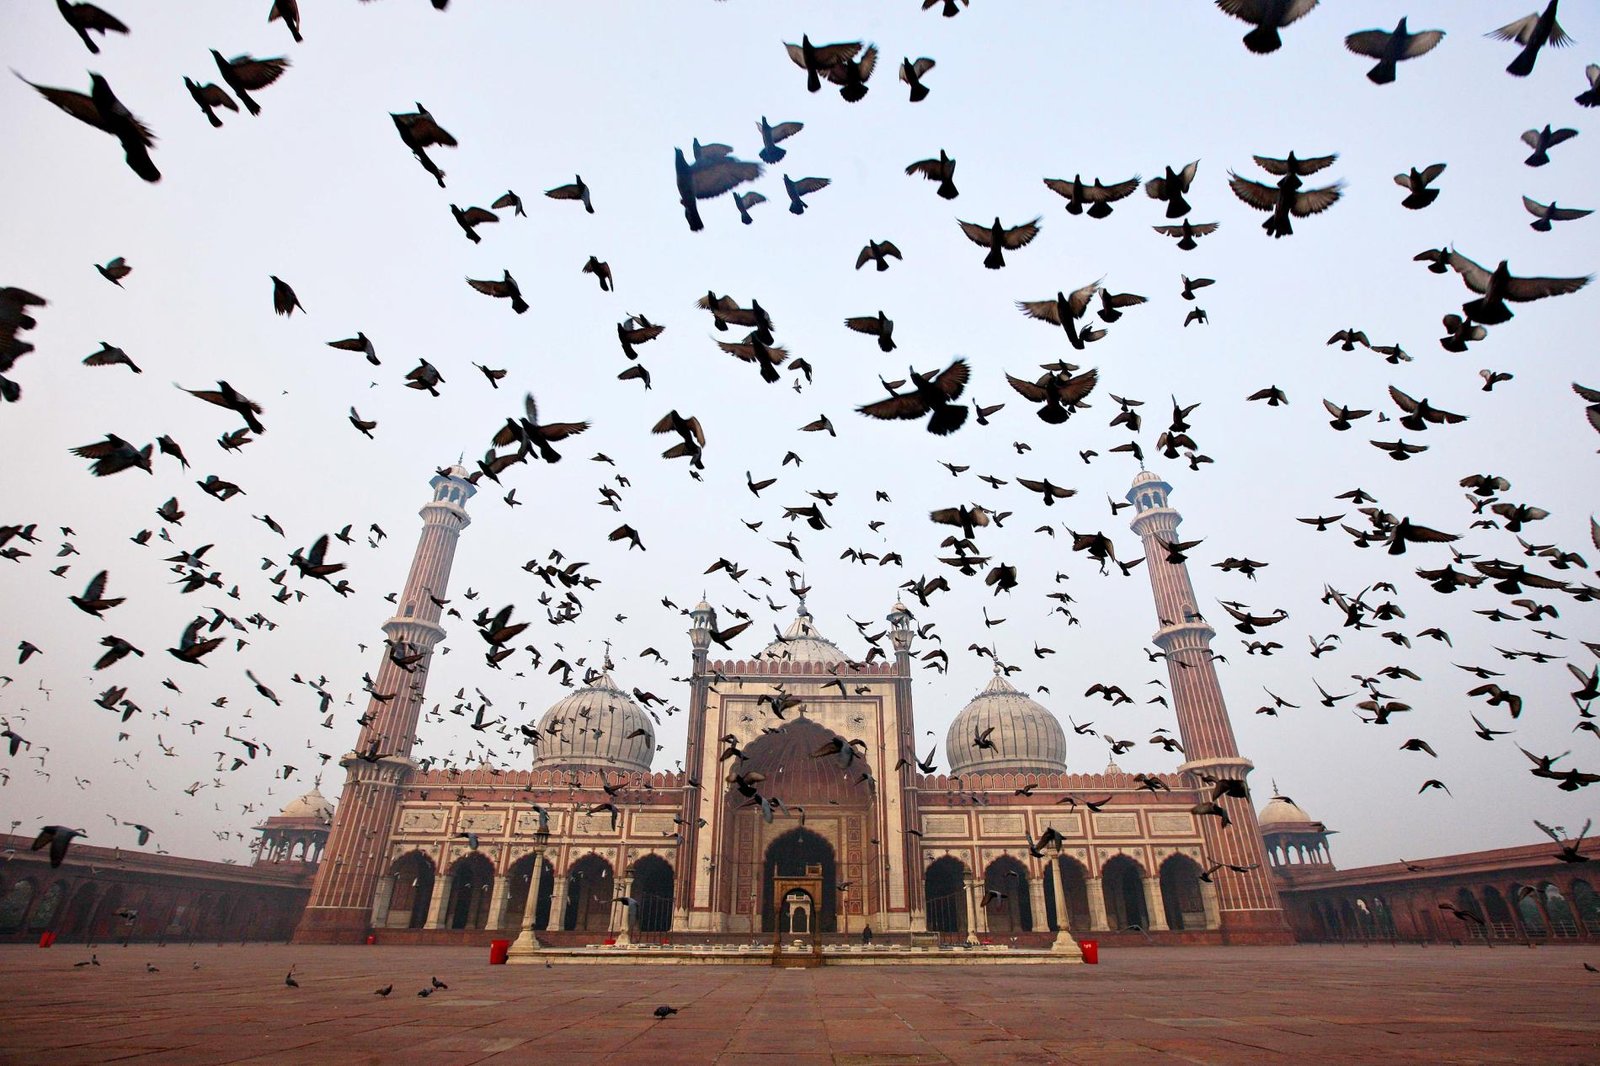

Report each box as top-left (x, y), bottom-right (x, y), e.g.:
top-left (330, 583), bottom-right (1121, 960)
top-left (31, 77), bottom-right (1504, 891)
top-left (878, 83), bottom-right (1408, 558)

top-left (387, 851), bottom-right (436, 929)
top-left (924, 856), bottom-right (968, 934)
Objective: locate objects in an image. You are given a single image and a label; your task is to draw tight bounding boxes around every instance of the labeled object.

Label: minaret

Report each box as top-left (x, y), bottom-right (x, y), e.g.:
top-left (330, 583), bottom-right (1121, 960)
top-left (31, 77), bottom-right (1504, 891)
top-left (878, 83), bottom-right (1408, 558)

top-left (675, 595), bottom-right (716, 930)
top-left (886, 600), bottom-right (925, 926)
top-left (1126, 471), bottom-right (1292, 943)
top-left (294, 464), bottom-right (476, 942)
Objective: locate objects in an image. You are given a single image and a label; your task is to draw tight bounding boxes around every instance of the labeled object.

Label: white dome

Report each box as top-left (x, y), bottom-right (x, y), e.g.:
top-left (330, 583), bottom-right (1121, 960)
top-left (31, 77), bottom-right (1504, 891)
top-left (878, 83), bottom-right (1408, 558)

top-left (532, 671), bottom-right (655, 773)
top-left (946, 669), bottom-right (1068, 775)
top-left (758, 602), bottom-right (848, 664)
top-left (278, 786), bottom-right (333, 822)
top-left (1259, 793), bottom-right (1316, 829)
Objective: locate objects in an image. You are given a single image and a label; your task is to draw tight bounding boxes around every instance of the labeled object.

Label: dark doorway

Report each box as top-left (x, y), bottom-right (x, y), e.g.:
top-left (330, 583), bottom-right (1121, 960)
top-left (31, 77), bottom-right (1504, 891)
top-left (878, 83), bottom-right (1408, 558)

top-left (1160, 855), bottom-right (1207, 930)
top-left (924, 857), bottom-right (967, 933)
top-left (447, 853), bottom-right (494, 930)
top-left (985, 857), bottom-right (1032, 932)
top-left (388, 852), bottom-right (435, 929)
top-left (564, 854), bottom-right (615, 932)
top-left (1101, 856), bottom-right (1148, 931)
top-left (762, 828), bottom-right (836, 933)
top-left (631, 855), bottom-right (674, 933)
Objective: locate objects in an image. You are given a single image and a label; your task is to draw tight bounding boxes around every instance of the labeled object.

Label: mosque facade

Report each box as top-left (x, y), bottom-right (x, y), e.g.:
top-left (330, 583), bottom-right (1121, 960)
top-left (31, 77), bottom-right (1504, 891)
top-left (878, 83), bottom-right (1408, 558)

top-left (292, 466), bottom-right (1298, 952)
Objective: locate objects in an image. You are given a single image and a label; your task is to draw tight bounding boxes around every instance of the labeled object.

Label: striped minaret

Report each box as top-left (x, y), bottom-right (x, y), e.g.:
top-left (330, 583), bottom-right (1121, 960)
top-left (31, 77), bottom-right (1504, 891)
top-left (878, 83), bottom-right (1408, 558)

top-left (1127, 471), bottom-right (1292, 943)
top-left (294, 464), bottom-right (475, 942)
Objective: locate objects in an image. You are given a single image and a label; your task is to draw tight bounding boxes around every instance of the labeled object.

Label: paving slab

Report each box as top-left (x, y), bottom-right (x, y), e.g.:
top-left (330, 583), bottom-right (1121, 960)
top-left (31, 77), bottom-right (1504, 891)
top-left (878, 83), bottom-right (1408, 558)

top-left (1, 944), bottom-right (1597, 1064)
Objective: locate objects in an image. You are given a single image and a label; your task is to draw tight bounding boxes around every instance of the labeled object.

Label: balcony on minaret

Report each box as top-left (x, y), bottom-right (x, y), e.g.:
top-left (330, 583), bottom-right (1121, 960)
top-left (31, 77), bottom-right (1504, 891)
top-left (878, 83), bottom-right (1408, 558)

top-left (1126, 470), bottom-right (1174, 519)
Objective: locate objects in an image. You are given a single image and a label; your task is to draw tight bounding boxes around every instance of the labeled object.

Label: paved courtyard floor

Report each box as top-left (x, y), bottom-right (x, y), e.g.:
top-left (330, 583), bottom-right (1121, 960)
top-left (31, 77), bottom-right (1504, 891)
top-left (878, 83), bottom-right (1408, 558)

top-left (0, 942), bottom-right (1595, 1064)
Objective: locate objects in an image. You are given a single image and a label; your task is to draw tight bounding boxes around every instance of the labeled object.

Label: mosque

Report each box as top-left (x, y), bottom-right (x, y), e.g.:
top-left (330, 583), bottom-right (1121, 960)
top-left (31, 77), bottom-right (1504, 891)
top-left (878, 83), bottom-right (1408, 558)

top-left (288, 464), bottom-right (1297, 960)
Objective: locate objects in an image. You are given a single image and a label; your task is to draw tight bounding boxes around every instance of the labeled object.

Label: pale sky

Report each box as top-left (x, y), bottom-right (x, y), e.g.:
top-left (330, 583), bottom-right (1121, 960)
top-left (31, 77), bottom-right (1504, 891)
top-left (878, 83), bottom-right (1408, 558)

top-left (1, 1), bottom-right (1596, 870)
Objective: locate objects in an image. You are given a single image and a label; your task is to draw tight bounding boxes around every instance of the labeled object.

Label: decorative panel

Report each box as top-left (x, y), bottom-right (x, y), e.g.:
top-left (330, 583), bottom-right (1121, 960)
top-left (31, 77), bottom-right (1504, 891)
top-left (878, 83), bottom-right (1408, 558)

top-left (1148, 812), bottom-right (1196, 836)
top-left (397, 808), bottom-right (446, 833)
top-left (1091, 812), bottom-right (1139, 836)
top-left (573, 809), bottom-right (622, 835)
top-left (922, 814), bottom-right (969, 837)
top-left (978, 813), bottom-right (1026, 837)
top-left (1037, 813), bottom-right (1082, 837)
top-left (458, 810), bottom-right (505, 834)
top-left (632, 812), bottom-right (677, 836)
top-left (514, 809), bottom-right (560, 835)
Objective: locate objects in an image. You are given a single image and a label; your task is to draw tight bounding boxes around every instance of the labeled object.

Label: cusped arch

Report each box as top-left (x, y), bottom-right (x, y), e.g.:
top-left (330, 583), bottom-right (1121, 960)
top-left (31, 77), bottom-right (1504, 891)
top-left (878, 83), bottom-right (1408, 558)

top-left (983, 856), bottom-right (1032, 933)
top-left (1100, 854), bottom-right (1148, 931)
top-left (924, 855), bottom-right (968, 934)
top-left (563, 853), bottom-right (616, 933)
top-left (1159, 853), bottom-right (1208, 931)
top-left (387, 850), bottom-right (436, 929)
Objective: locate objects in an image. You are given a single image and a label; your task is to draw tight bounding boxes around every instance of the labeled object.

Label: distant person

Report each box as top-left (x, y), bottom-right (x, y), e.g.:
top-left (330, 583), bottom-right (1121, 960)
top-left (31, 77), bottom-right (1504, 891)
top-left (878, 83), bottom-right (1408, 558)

top-left (861, 924), bottom-right (873, 945)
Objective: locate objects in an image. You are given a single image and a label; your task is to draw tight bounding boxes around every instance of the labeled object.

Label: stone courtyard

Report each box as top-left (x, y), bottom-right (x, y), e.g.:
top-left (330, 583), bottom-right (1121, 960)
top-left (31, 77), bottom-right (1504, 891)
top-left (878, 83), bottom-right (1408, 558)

top-left (2, 943), bottom-right (1596, 1064)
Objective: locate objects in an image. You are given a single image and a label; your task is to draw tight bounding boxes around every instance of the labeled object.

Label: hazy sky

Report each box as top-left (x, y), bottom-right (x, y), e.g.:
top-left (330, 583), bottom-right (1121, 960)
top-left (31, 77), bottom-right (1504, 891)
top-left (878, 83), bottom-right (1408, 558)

top-left (1, 1), bottom-right (1596, 870)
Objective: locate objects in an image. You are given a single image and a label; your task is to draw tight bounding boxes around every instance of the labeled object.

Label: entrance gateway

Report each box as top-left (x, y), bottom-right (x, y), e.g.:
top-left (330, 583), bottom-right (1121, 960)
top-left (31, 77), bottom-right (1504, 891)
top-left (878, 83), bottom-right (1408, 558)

top-left (771, 863), bottom-right (823, 966)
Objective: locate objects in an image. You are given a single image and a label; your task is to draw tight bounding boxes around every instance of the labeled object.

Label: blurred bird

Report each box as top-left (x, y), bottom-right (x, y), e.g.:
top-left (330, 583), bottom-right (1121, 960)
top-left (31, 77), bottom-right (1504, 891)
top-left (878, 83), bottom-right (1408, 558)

top-left (96, 257), bottom-right (131, 286)
top-left (756, 116), bottom-right (803, 163)
top-left (906, 151), bottom-right (958, 200)
top-left (1146, 161), bottom-right (1199, 217)
top-left (1394, 164), bottom-right (1445, 210)
top-left (270, 276), bottom-right (304, 316)
top-left (327, 332), bottom-right (379, 365)
top-left (899, 57), bottom-right (935, 102)
top-left (466, 271), bottom-right (529, 314)
top-left (184, 78), bottom-right (238, 128)
top-left (20, 71), bottom-right (159, 182)
top-left (210, 50), bottom-right (290, 116)
top-left (1215, 0), bottom-right (1321, 54)
top-left (957, 216), bottom-right (1041, 270)
top-left (857, 360), bottom-right (970, 435)
top-left (1344, 18), bottom-right (1444, 83)
top-left (546, 175), bottom-right (593, 213)
top-left (57, 1), bottom-right (129, 54)
top-left (1490, 1), bottom-right (1571, 78)
top-left (1522, 125), bottom-right (1577, 167)
top-left (1522, 196), bottom-right (1591, 232)
top-left (1044, 174), bottom-right (1140, 218)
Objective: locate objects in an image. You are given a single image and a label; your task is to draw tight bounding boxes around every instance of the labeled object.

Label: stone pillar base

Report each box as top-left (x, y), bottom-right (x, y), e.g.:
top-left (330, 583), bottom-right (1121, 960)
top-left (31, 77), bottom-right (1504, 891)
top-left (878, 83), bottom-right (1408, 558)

top-left (1049, 932), bottom-right (1085, 959)
top-left (292, 906), bottom-right (375, 944)
top-left (506, 929), bottom-right (542, 959)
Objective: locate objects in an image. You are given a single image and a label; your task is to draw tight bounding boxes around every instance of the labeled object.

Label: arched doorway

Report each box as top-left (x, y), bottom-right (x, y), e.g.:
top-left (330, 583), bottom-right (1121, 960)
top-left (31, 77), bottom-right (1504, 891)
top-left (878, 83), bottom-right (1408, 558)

top-left (924, 857), bottom-right (967, 933)
top-left (1572, 880), bottom-right (1600, 935)
top-left (387, 852), bottom-right (435, 929)
top-left (1482, 886), bottom-right (1515, 938)
top-left (630, 855), bottom-right (674, 933)
top-left (59, 883), bottom-right (98, 939)
top-left (1540, 884), bottom-right (1578, 936)
top-left (1042, 857), bottom-right (1090, 933)
top-left (780, 888), bottom-right (815, 933)
top-left (1101, 856), bottom-right (1147, 931)
top-left (447, 853), bottom-right (495, 930)
top-left (984, 857), bottom-right (1032, 933)
top-left (762, 828), bottom-right (836, 933)
top-left (1512, 884), bottom-right (1548, 936)
top-left (1160, 855), bottom-right (1207, 931)
top-left (26, 882), bottom-right (65, 932)
top-left (503, 854), bottom-right (554, 932)
top-left (563, 854), bottom-right (615, 932)
top-left (0, 879), bottom-right (36, 933)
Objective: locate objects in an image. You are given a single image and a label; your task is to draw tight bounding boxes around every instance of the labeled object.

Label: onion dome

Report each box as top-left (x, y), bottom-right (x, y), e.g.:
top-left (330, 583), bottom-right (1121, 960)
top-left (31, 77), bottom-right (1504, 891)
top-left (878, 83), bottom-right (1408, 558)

top-left (274, 786), bottom-right (333, 824)
top-left (945, 666), bottom-right (1068, 775)
top-left (531, 671), bottom-right (655, 773)
top-left (758, 598), bottom-right (848, 664)
top-left (1258, 792), bottom-right (1317, 830)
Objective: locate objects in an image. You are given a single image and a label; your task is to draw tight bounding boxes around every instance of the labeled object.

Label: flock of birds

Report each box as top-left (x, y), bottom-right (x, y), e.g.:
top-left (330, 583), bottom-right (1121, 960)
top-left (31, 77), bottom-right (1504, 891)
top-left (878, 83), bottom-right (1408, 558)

top-left (1, 0), bottom-right (1597, 894)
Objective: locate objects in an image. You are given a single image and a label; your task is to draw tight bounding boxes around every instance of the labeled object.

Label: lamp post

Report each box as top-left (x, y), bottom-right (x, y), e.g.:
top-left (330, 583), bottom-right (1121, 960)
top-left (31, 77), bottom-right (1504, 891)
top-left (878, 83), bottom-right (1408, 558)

top-left (506, 832), bottom-right (549, 960)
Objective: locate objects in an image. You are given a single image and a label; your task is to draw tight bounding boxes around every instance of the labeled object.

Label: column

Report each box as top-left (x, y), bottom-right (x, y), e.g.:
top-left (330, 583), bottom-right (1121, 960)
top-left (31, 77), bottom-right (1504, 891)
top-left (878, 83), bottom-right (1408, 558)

top-left (486, 876), bottom-right (511, 930)
top-left (1143, 876), bottom-right (1169, 931)
top-left (547, 866), bottom-right (569, 932)
top-left (613, 873), bottom-right (635, 946)
top-left (1086, 877), bottom-right (1109, 932)
top-left (972, 878), bottom-right (990, 937)
top-left (369, 876), bottom-right (396, 928)
top-left (1027, 875), bottom-right (1048, 934)
top-left (964, 878), bottom-right (980, 946)
top-left (1048, 860), bottom-right (1084, 957)
top-left (508, 850), bottom-right (547, 959)
top-left (424, 874), bottom-right (452, 930)
top-left (1200, 879), bottom-right (1221, 930)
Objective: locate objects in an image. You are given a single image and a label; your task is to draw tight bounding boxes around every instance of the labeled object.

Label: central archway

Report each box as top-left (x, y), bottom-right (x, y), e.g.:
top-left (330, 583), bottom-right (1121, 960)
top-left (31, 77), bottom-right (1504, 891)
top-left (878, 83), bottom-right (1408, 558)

top-left (924, 856), bottom-right (968, 933)
top-left (762, 827), bottom-right (836, 933)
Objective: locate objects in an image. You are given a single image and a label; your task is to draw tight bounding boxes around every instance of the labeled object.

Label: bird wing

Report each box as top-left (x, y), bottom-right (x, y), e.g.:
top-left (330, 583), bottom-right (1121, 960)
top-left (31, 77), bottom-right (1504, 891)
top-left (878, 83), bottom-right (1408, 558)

top-left (226, 55), bottom-right (291, 90)
top-left (1444, 251), bottom-right (1493, 294)
top-left (1487, 14), bottom-right (1540, 45)
top-left (789, 176), bottom-right (831, 196)
top-left (1006, 373), bottom-right (1049, 402)
top-left (1060, 368), bottom-right (1099, 403)
top-left (461, 207), bottom-right (498, 224)
top-left (1290, 183), bottom-right (1343, 216)
top-left (844, 316), bottom-right (884, 334)
top-left (900, 57), bottom-right (935, 81)
top-left (81, 570), bottom-right (109, 602)
top-left (82, 346), bottom-right (128, 366)
top-left (538, 421), bottom-right (589, 442)
top-left (768, 120), bottom-right (804, 141)
top-left (22, 78), bottom-right (108, 132)
top-left (326, 337), bottom-right (368, 352)
top-left (876, 241), bottom-right (903, 260)
top-left (1088, 176), bottom-right (1140, 201)
top-left (856, 45), bottom-right (879, 81)
top-left (1064, 278), bottom-right (1103, 318)
top-left (1343, 29), bottom-right (1394, 58)
top-left (1503, 272), bottom-right (1591, 302)
top-left (1402, 30), bottom-right (1446, 58)
top-left (858, 394), bottom-right (931, 421)
top-left (689, 157), bottom-right (763, 199)
top-left (1001, 218), bottom-right (1042, 249)
top-left (1416, 162), bottom-right (1446, 185)
top-left (1015, 299), bottom-right (1062, 325)
top-left (1227, 172), bottom-right (1279, 211)
top-left (466, 276), bottom-right (511, 298)
top-left (1386, 386), bottom-right (1420, 414)
top-left (956, 219), bottom-right (995, 247)
top-left (906, 158), bottom-right (947, 179)
top-left (932, 359), bottom-right (970, 399)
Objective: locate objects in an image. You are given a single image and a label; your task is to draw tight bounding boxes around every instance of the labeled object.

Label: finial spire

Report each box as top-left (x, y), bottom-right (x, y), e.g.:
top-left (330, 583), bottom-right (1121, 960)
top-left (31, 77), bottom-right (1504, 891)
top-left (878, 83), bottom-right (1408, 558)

top-left (1271, 778), bottom-right (1280, 796)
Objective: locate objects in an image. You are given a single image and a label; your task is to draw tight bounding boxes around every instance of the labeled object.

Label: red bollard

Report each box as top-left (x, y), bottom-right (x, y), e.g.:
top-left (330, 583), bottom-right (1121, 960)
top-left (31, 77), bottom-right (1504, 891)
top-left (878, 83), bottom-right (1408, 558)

top-left (489, 939), bottom-right (511, 965)
top-left (365, 934), bottom-right (376, 945)
top-left (1078, 939), bottom-right (1099, 964)
top-left (38, 931), bottom-right (54, 948)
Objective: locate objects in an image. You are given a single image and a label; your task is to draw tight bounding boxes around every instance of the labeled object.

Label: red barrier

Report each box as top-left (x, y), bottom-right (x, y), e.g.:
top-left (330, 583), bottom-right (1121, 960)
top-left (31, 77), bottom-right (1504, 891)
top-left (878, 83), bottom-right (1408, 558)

top-left (1078, 939), bottom-right (1098, 964)
top-left (489, 939), bottom-right (511, 965)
